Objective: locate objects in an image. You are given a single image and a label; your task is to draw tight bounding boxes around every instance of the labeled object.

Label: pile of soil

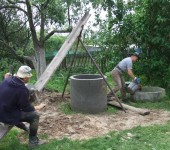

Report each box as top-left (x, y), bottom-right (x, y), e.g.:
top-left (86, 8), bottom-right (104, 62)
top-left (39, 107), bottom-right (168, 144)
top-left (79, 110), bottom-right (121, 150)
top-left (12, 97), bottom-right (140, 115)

top-left (37, 91), bottom-right (170, 140)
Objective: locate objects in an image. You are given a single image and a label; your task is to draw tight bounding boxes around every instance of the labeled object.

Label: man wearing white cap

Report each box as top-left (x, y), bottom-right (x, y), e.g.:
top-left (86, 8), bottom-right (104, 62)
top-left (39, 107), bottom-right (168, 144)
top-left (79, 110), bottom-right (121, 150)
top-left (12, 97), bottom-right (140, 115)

top-left (0, 65), bottom-right (45, 148)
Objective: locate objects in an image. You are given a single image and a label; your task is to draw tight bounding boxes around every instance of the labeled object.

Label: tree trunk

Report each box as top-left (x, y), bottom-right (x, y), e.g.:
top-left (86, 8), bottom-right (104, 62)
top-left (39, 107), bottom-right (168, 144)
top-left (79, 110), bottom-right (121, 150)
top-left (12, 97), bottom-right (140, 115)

top-left (34, 46), bottom-right (46, 78)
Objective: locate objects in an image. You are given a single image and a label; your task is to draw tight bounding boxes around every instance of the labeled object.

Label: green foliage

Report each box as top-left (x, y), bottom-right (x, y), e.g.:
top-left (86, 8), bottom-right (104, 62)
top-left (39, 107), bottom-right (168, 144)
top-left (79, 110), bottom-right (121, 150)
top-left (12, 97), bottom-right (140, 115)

top-left (130, 0), bottom-right (170, 88)
top-left (43, 0), bottom-right (66, 25)
top-left (44, 35), bottom-right (66, 52)
top-left (1, 0), bottom-right (91, 76)
top-left (71, 66), bottom-right (98, 74)
top-left (0, 58), bottom-right (20, 80)
top-left (0, 9), bottom-right (30, 60)
top-left (89, 0), bottom-right (170, 88)
top-left (135, 57), bottom-right (169, 87)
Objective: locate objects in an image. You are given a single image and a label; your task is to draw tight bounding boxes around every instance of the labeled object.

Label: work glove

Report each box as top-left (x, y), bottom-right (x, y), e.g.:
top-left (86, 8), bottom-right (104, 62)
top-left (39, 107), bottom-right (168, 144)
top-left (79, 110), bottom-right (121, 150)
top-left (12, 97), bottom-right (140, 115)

top-left (134, 77), bottom-right (141, 84)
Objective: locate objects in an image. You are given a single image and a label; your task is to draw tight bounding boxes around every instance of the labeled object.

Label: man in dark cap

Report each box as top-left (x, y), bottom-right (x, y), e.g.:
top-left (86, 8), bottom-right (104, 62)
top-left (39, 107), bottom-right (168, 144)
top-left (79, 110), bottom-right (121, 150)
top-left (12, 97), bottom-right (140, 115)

top-left (108, 52), bottom-right (140, 100)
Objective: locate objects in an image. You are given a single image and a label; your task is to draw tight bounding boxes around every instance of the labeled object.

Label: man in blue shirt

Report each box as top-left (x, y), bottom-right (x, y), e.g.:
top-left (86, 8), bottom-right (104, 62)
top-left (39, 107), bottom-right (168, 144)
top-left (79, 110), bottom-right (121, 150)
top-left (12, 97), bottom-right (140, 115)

top-left (0, 65), bottom-right (45, 148)
top-left (108, 52), bottom-right (140, 100)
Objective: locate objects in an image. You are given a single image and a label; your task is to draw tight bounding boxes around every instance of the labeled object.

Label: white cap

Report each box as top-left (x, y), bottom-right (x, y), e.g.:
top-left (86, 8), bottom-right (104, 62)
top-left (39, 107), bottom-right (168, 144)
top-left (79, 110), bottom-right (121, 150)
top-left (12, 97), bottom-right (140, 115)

top-left (16, 65), bottom-right (32, 78)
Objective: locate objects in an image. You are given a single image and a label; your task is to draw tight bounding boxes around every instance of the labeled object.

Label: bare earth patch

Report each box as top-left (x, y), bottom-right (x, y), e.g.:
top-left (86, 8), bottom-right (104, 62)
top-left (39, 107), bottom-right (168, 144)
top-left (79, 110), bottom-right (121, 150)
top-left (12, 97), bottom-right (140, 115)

top-left (37, 91), bottom-right (170, 140)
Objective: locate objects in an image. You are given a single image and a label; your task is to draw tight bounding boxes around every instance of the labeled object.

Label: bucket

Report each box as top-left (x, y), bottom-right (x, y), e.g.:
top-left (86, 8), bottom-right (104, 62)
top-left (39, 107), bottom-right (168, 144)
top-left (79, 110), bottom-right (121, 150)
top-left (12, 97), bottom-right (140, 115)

top-left (127, 81), bottom-right (139, 94)
top-left (125, 81), bottom-right (131, 89)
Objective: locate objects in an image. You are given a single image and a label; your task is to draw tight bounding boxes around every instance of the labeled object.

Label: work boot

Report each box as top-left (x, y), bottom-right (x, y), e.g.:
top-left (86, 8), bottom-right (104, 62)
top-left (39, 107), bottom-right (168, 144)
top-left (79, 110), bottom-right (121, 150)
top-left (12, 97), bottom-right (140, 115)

top-left (29, 136), bottom-right (46, 149)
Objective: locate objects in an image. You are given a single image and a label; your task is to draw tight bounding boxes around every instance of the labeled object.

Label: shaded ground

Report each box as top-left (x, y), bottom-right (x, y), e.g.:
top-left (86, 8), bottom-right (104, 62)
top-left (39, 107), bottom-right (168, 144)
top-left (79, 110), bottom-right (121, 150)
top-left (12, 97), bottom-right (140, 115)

top-left (37, 91), bottom-right (170, 140)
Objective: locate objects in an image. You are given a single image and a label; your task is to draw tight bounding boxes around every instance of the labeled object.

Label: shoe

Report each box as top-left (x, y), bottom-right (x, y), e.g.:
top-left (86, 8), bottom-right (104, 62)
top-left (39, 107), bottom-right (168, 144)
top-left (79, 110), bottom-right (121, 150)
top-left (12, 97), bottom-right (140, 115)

top-left (29, 136), bottom-right (46, 149)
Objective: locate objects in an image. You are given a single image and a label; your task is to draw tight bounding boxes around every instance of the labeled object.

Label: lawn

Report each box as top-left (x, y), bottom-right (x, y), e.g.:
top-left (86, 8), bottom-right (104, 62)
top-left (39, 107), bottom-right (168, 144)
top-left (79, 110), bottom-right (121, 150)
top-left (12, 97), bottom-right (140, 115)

top-left (1, 120), bottom-right (170, 150)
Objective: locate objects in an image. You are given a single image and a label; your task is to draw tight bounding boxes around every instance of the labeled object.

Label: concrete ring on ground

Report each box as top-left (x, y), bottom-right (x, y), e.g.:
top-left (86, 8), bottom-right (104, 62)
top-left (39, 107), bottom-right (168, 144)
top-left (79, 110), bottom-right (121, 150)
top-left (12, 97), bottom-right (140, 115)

top-left (70, 74), bottom-right (107, 114)
top-left (133, 86), bottom-right (166, 101)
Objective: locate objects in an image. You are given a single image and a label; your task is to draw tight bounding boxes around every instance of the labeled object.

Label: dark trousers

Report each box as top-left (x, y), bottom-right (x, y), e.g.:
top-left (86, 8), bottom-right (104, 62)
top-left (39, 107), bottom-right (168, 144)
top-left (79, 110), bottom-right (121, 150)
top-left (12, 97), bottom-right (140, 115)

top-left (16, 111), bottom-right (39, 138)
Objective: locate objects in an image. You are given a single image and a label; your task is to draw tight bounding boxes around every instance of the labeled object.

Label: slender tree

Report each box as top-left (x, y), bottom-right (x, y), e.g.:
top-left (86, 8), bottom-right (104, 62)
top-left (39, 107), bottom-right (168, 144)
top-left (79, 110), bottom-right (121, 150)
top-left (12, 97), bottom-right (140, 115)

top-left (0, 0), bottom-right (72, 78)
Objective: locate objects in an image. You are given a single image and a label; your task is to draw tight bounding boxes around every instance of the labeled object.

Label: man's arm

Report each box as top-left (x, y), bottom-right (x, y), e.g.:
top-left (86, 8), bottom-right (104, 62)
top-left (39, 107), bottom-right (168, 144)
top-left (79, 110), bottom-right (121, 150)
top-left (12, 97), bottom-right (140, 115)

top-left (127, 69), bottom-right (136, 79)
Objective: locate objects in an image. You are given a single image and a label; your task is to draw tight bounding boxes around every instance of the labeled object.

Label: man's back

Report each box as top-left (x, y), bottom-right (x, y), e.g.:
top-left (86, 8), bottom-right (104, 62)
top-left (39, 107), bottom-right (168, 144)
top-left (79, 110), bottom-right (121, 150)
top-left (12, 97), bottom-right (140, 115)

top-left (0, 76), bottom-right (34, 125)
top-left (117, 57), bottom-right (133, 72)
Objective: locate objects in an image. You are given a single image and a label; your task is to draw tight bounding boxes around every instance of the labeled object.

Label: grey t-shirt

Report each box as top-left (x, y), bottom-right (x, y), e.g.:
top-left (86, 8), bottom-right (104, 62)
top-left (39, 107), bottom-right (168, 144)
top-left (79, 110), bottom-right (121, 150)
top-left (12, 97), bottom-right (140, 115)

top-left (117, 57), bottom-right (132, 72)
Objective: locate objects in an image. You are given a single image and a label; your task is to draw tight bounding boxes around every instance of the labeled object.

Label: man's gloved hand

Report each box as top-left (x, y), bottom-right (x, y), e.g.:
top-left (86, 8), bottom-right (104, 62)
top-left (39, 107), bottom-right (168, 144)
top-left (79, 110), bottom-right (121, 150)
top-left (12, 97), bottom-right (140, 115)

top-left (134, 77), bottom-right (141, 84)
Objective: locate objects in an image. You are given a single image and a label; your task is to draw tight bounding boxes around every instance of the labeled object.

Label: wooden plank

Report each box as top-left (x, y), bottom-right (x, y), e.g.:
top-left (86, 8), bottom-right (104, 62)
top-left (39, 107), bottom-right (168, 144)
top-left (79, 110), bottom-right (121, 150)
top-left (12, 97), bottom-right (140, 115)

top-left (0, 123), bottom-right (13, 140)
top-left (35, 12), bottom-right (91, 91)
top-left (108, 100), bottom-right (150, 116)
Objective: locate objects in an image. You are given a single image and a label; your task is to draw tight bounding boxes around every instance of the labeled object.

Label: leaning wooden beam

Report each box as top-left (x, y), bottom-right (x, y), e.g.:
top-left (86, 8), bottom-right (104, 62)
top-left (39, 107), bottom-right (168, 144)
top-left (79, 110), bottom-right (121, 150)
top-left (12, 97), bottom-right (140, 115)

top-left (35, 12), bottom-right (91, 91)
top-left (108, 100), bottom-right (150, 116)
top-left (0, 123), bottom-right (13, 140)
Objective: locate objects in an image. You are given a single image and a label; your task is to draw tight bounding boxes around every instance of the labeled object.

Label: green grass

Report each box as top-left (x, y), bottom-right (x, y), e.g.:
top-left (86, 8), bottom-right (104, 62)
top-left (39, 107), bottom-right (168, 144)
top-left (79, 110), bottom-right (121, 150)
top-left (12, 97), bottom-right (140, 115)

top-left (0, 130), bottom-right (27, 150)
top-left (59, 101), bottom-right (118, 115)
top-left (2, 121), bottom-right (170, 150)
top-left (59, 102), bottom-right (76, 114)
top-left (45, 71), bottom-right (71, 93)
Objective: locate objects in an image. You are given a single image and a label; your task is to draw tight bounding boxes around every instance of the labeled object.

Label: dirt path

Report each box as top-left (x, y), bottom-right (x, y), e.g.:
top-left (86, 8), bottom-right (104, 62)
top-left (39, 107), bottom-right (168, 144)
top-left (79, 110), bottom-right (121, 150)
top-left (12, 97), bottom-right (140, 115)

top-left (37, 91), bottom-right (170, 140)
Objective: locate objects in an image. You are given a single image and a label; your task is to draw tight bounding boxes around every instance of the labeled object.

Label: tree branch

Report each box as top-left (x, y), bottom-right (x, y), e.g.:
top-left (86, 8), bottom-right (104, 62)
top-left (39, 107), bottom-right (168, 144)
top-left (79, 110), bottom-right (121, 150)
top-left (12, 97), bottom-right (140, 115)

top-left (23, 55), bottom-right (34, 62)
top-left (25, 0), bottom-right (39, 47)
top-left (39, 4), bottom-right (45, 46)
top-left (44, 28), bottom-right (72, 42)
top-left (0, 6), bottom-right (28, 15)
top-left (7, 19), bottom-right (28, 37)
top-left (7, 0), bottom-right (25, 4)
top-left (32, 4), bottom-right (41, 12)
top-left (39, 0), bottom-right (50, 45)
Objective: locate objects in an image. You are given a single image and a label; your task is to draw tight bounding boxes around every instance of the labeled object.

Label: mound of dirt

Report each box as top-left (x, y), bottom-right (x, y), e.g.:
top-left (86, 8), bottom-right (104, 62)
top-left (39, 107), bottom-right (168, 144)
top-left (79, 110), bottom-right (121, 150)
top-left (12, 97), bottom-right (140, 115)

top-left (37, 91), bottom-right (170, 140)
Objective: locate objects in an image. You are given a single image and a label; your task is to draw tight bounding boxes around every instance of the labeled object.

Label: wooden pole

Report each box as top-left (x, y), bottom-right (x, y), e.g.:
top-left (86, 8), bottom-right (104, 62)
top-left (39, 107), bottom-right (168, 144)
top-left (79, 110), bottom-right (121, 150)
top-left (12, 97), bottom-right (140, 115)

top-left (108, 100), bottom-right (150, 116)
top-left (79, 39), bottom-right (126, 113)
top-left (0, 123), bottom-right (13, 140)
top-left (61, 38), bottom-right (80, 97)
top-left (35, 12), bottom-right (91, 91)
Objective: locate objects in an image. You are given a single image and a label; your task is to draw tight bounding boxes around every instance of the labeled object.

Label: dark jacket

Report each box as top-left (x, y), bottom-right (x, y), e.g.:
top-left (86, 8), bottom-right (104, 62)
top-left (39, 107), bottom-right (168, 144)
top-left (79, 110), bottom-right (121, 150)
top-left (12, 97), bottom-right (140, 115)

top-left (0, 76), bottom-right (35, 125)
